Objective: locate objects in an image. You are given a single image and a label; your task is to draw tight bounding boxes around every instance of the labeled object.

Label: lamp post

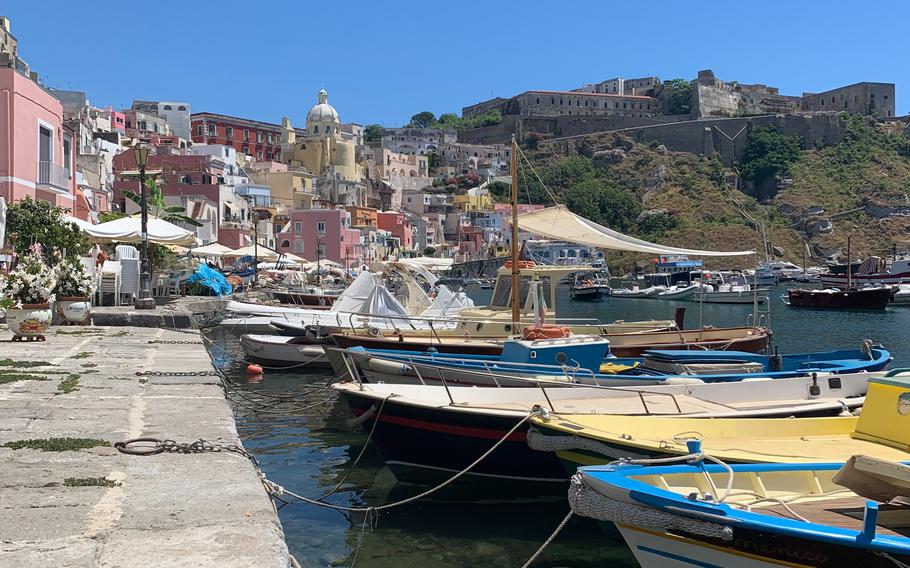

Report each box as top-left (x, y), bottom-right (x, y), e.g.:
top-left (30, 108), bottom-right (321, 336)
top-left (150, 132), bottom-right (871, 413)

top-left (133, 144), bottom-right (155, 309)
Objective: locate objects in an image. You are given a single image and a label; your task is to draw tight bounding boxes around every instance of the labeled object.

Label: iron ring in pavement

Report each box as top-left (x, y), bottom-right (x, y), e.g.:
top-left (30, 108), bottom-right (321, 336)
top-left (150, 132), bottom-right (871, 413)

top-left (114, 437), bottom-right (165, 456)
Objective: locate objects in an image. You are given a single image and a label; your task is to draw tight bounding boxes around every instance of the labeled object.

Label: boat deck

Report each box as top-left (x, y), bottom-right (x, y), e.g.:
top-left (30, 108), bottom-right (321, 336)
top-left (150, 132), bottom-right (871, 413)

top-left (756, 496), bottom-right (910, 538)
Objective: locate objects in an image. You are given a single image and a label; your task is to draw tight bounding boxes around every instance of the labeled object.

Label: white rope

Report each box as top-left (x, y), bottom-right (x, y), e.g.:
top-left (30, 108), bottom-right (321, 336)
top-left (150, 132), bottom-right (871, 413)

top-left (526, 427), bottom-right (648, 460)
top-left (520, 510), bottom-right (573, 568)
top-left (568, 474), bottom-right (733, 541)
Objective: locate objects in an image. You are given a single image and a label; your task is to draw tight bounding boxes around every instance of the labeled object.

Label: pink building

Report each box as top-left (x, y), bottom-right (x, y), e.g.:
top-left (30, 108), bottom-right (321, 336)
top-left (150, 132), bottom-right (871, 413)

top-left (376, 211), bottom-right (414, 252)
top-left (0, 67), bottom-right (88, 219)
top-left (276, 209), bottom-right (363, 268)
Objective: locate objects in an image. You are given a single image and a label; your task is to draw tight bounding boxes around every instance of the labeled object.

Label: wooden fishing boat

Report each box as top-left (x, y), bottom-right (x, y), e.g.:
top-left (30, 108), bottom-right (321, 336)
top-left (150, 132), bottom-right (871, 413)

top-left (337, 337), bottom-right (889, 388)
top-left (332, 371), bottom-right (870, 484)
top-left (528, 369), bottom-right (910, 474)
top-left (785, 287), bottom-right (894, 310)
top-left (571, 455), bottom-right (910, 568)
top-left (327, 324), bottom-right (770, 358)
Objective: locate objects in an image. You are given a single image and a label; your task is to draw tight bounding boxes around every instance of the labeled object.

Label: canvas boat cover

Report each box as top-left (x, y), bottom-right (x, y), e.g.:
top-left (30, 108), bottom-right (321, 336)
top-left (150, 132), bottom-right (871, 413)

top-left (330, 272), bottom-right (381, 313)
top-left (419, 285), bottom-right (476, 317)
top-left (516, 205), bottom-right (754, 256)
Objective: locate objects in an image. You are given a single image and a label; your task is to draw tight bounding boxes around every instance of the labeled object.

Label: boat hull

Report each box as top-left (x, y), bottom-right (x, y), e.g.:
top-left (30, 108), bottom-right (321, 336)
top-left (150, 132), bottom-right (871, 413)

top-left (337, 388), bottom-right (569, 483)
top-left (821, 271), bottom-right (910, 288)
top-left (787, 287), bottom-right (893, 310)
top-left (239, 334), bottom-right (331, 369)
top-left (569, 286), bottom-right (609, 300)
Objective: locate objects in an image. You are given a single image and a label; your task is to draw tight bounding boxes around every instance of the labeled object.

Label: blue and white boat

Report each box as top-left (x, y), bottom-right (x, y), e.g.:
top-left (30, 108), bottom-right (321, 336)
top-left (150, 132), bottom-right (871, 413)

top-left (572, 456), bottom-right (910, 567)
top-left (335, 334), bottom-right (891, 387)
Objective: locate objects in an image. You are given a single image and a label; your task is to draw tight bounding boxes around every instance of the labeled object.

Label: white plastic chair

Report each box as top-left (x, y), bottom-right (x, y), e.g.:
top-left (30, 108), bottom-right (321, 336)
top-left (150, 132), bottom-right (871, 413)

top-left (98, 260), bottom-right (122, 306)
top-left (119, 258), bottom-right (140, 304)
top-left (80, 257), bottom-right (99, 305)
top-left (167, 268), bottom-right (192, 297)
top-left (116, 245), bottom-right (139, 260)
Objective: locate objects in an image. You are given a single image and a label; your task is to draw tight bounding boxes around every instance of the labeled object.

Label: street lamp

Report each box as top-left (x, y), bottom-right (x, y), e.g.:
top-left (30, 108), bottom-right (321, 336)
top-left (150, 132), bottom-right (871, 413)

top-left (132, 144), bottom-right (155, 309)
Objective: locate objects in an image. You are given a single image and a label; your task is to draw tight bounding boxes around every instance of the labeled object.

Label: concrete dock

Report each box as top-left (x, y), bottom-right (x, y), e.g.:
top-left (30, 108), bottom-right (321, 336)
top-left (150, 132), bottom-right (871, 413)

top-left (0, 325), bottom-right (290, 567)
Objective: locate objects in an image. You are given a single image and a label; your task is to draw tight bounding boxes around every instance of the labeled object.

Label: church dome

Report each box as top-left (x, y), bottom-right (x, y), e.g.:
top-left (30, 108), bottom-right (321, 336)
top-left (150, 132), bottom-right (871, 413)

top-left (307, 89), bottom-right (340, 125)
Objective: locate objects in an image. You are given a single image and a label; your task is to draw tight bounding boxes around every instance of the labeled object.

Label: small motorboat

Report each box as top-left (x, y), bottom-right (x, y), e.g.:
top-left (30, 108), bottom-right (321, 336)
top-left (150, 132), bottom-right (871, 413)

top-left (528, 368), bottom-right (910, 472)
top-left (332, 371), bottom-right (871, 484)
top-left (893, 284), bottom-right (910, 305)
top-left (612, 285), bottom-right (665, 299)
top-left (239, 334), bottom-right (331, 369)
top-left (571, 453), bottom-right (910, 568)
top-left (784, 286), bottom-right (894, 310)
top-left (654, 284), bottom-right (701, 300)
top-left (569, 271), bottom-right (611, 301)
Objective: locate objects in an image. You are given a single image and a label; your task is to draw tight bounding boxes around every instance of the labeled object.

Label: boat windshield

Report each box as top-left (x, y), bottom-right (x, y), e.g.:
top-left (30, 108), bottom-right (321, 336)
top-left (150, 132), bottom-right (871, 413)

top-left (491, 276), bottom-right (530, 308)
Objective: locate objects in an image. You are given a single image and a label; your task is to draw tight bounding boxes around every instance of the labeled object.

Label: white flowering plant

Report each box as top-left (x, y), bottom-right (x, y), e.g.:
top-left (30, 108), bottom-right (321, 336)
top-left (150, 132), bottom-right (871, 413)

top-left (0, 253), bottom-right (57, 308)
top-left (54, 257), bottom-right (96, 298)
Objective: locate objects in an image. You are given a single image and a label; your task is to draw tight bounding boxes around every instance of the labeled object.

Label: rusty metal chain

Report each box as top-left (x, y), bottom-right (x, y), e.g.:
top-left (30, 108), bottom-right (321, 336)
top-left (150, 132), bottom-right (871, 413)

top-left (147, 340), bottom-right (204, 345)
top-left (114, 437), bottom-right (257, 463)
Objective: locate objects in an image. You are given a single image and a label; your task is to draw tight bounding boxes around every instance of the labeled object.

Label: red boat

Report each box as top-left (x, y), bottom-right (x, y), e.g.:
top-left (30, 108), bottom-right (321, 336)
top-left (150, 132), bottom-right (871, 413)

top-left (785, 287), bottom-right (894, 310)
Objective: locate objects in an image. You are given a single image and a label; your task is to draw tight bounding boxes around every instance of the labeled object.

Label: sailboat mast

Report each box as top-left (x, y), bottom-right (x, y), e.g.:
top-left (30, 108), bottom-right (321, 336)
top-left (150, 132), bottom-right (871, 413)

top-left (846, 236), bottom-right (852, 290)
top-left (510, 135), bottom-right (520, 324)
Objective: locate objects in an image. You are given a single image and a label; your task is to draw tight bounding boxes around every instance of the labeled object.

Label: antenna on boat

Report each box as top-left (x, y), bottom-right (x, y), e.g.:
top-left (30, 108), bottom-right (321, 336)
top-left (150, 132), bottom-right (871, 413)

top-left (510, 134), bottom-right (520, 325)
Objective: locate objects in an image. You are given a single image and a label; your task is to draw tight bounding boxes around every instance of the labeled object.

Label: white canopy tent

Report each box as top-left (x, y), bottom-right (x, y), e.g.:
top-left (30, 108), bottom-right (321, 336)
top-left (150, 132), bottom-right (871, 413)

top-left (63, 215), bottom-right (95, 231)
top-left (82, 217), bottom-right (198, 246)
top-left (191, 243), bottom-right (233, 257)
top-left (516, 205), bottom-right (755, 257)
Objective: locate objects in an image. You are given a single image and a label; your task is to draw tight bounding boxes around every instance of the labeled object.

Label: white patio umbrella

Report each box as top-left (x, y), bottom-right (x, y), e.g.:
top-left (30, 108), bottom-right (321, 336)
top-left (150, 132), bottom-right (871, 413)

top-left (191, 242), bottom-right (233, 257)
top-left (82, 216), bottom-right (197, 246)
top-left (226, 245), bottom-right (279, 260)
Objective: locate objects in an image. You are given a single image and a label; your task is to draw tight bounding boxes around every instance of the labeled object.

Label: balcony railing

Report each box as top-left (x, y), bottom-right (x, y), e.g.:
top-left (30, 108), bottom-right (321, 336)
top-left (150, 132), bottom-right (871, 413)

top-left (37, 161), bottom-right (71, 193)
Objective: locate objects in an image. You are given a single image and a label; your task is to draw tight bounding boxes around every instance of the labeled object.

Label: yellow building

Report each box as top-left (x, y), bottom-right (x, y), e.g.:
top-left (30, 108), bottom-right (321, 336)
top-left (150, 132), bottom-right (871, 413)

top-left (280, 89), bottom-right (362, 182)
top-left (244, 160), bottom-right (315, 210)
top-left (453, 188), bottom-right (494, 212)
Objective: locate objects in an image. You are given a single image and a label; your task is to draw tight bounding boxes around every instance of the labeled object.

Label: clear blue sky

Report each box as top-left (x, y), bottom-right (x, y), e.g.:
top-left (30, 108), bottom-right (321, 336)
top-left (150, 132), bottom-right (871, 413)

top-left (6, 1), bottom-right (908, 127)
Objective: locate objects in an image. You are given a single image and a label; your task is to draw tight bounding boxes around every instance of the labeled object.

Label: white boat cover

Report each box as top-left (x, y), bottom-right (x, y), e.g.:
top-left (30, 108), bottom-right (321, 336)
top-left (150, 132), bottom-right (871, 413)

top-left (516, 205), bottom-right (754, 256)
top-left (398, 257), bottom-right (455, 272)
top-left (330, 272), bottom-right (380, 313)
top-left (419, 285), bottom-right (476, 317)
top-left (283, 271), bottom-right (308, 287)
top-left (83, 217), bottom-right (197, 246)
top-left (360, 286), bottom-right (410, 321)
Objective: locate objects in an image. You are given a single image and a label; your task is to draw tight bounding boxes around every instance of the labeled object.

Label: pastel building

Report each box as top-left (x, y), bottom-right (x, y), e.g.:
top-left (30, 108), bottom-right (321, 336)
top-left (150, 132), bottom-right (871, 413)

top-left (376, 210), bottom-right (413, 251)
top-left (0, 65), bottom-right (86, 218)
top-left (276, 208), bottom-right (363, 267)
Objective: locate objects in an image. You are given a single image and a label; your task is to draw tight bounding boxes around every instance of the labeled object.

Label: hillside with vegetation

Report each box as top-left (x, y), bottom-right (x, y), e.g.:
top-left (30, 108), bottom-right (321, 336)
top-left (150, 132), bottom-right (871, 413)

top-left (510, 115), bottom-right (910, 272)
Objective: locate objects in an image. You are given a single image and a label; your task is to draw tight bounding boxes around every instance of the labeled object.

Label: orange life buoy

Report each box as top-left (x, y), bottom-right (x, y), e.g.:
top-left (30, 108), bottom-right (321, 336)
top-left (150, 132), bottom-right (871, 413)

top-left (504, 260), bottom-right (536, 269)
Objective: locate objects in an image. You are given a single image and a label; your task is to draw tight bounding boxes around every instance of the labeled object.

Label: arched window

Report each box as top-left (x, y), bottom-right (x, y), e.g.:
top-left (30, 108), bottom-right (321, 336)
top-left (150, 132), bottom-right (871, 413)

top-left (280, 240), bottom-right (290, 248)
top-left (178, 105), bottom-right (186, 111)
top-left (163, 105), bottom-right (172, 110)
top-left (313, 125), bottom-right (319, 134)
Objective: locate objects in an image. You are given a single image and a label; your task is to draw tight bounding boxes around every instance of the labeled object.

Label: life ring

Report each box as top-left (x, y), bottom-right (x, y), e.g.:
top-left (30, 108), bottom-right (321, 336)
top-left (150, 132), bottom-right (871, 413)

top-left (522, 325), bottom-right (571, 340)
top-left (367, 327), bottom-right (382, 338)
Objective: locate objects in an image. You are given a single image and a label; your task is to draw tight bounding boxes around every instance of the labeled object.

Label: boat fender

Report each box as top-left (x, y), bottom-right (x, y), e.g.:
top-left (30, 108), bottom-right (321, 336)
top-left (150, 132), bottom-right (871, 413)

top-left (367, 327), bottom-right (383, 338)
top-left (367, 358), bottom-right (412, 376)
top-left (658, 377), bottom-right (705, 385)
top-left (246, 364), bottom-right (264, 375)
top-left (740, 377), bottom-right (774, 382)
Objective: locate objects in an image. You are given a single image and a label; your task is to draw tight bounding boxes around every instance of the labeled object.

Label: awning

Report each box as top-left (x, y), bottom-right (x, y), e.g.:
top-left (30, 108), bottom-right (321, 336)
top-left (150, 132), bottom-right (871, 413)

top-left (516, 205), bottom-right (754, 257)
top-left (226, 245), bottom-right (279, 260)
top-left (82, 216), bottom-right (197, 246)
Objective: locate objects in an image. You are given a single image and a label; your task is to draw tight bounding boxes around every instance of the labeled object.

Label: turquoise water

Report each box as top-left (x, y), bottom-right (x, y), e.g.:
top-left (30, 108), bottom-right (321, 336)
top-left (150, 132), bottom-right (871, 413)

top-left (213, 285), bottom-right (910, 567)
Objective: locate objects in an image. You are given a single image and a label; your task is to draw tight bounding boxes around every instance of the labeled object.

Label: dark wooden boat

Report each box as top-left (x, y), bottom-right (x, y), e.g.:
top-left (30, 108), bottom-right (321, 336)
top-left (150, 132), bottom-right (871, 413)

top-left (786, 287), bottom-right (893, 310)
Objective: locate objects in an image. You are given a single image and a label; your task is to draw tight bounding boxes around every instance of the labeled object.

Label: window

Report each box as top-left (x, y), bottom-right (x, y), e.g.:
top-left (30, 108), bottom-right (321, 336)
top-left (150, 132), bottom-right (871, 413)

top-left (163, 105), bottom-right (172, 111)
top-left (313, 125), bottom-right (319, 134)
top-left (317, 243), bottom-right (326, 256)
top-left (207, 124), bottom-right (216, 135)
top-left (267, 134), bottom-right (273, 144)
top-left (266, 152), bottom-right (273, 161)
top-left (257, 132), bottom-right (263, 143)
top-left (62, 133), bottom-right (72, 177)
top-left (196, 124), bottom-right (204, 135)
top-left (243, 129), bottom-right (249, 141)
top-left (294, 221), bottom-right (302, 233)
top-left (280, 240), bottom-right (290, 248)
top-left (225, 126), bottom-right (233, 140)
top-left (178, 105), bottom-right (187, 111)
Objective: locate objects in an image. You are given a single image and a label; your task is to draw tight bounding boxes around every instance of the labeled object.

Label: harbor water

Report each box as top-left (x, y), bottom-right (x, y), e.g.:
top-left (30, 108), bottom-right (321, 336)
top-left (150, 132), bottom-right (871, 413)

top-left (211, 285), bottom-right (910, 567)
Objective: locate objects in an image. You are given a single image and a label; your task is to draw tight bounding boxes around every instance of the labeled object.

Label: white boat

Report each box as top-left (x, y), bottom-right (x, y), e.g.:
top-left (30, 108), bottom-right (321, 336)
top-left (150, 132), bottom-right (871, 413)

top-left (893, 284), bottom-right (910, 305)
top-left (612, 285), bottom-right (666, 298)
top-left (693, 274), bottom-right (769, 304)
top-left (654, 284), bottom-right (701, 300)
top-left (239, 334), bottom-right (331, 369)
top-left (756, 260), bottom-right (803, 284)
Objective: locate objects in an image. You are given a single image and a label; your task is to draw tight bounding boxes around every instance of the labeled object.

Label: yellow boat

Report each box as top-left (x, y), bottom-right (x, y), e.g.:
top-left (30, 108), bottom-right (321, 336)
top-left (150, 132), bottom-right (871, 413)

top-left (529, 368), bottom-right (910, 472)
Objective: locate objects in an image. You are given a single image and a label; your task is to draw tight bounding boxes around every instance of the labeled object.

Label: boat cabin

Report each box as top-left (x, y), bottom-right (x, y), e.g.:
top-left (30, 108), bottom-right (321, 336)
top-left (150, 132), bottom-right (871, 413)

top-left (645, 256), bottom-right (703, 286)
top-left (500, 335), bottom-right (610, 371)
top-left (488, 263), bottom-right (589, 318)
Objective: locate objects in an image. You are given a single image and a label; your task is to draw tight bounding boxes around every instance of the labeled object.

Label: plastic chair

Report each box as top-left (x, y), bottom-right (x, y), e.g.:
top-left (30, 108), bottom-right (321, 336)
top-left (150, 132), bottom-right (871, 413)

top-left (97, 260), bottom-right (122, 306)
top-left (119, 258), bottom-right (140, 304)
top-left (116, 245), bottom-right (139, 260)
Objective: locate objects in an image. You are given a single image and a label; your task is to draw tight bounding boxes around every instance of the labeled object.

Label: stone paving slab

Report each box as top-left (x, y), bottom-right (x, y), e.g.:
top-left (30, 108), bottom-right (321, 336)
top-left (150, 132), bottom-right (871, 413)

top-left (0, 325), bottom-right (290, 568)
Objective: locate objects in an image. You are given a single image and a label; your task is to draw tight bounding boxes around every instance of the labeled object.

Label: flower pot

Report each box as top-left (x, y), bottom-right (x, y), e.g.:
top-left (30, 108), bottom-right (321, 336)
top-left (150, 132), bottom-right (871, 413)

top-left (6, 303), bottom-right (52, 339)
top-left (56, 296), bottom-right (92, 325)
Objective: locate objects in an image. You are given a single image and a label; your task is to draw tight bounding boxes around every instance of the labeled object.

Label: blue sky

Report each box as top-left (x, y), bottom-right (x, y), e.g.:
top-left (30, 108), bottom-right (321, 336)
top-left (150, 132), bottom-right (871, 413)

top-left (6, 1), bottom-right (907, 127)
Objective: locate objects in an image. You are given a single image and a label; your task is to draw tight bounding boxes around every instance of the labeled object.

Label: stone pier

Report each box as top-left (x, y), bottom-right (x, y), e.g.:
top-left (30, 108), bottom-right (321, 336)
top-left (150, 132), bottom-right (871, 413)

top-left (0, 325), bottom-right (290, 567)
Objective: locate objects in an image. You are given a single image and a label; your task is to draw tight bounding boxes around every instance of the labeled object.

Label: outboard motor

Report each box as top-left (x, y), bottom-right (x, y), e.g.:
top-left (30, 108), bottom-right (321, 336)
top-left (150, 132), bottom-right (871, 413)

top-left (770, 346), bottom-right (782, 372)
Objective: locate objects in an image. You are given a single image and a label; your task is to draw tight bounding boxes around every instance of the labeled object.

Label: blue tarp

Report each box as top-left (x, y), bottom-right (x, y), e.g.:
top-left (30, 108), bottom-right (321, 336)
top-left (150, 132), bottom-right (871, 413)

top-left (186, 264), bottom-right (233, 296)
